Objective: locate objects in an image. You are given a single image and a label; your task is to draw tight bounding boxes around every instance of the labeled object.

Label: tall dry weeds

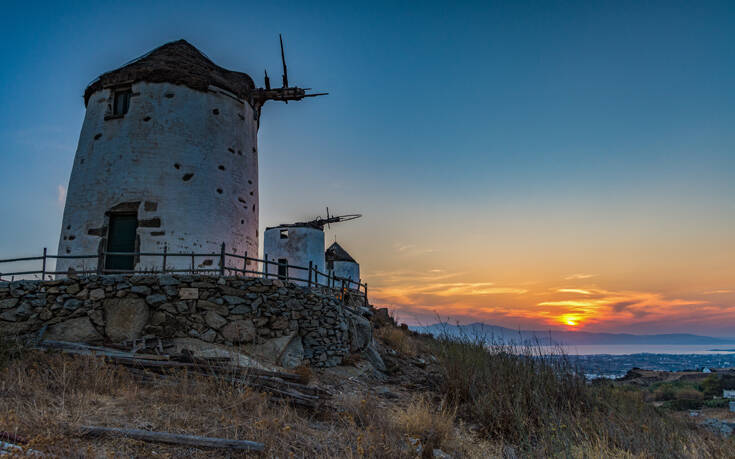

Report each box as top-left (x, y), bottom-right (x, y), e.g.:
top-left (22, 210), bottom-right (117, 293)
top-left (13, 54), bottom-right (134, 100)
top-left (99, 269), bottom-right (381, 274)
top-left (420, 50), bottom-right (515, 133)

top-left (430, 329), bottom-right (733, 457)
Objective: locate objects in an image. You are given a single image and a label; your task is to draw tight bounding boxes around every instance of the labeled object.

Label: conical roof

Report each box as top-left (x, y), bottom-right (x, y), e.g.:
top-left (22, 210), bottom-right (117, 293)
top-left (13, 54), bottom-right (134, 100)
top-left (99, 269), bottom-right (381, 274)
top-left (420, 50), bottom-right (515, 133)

top-left (325, 242), bottom-right (357, 263)
top-left (84, 39), bottom-right (255, 105)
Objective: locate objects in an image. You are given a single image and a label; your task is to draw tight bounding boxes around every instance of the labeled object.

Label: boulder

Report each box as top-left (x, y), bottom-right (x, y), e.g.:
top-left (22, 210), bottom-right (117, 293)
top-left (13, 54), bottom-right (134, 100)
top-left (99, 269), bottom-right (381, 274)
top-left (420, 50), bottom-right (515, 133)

top-left (346, 310), bottom-right (372, 352)
top-left (279, 335), bottom-right (304, 369)
top-left (45, 317), bottom-right (102, 342)
top-left (221, 319), bottom-right (256, 343)
top-left (104, 298), bottom-right (149, 342)
top-left (244, 332), bottom-right (304, 368)
top-left (363, 340), bottom-right (387, 372)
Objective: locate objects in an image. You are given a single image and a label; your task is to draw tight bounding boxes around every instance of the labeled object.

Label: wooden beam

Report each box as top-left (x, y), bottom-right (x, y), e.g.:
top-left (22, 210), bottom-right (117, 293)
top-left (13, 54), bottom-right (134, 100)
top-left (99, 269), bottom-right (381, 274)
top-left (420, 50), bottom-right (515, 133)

top-left (79, 426), bottom-right (264, 451)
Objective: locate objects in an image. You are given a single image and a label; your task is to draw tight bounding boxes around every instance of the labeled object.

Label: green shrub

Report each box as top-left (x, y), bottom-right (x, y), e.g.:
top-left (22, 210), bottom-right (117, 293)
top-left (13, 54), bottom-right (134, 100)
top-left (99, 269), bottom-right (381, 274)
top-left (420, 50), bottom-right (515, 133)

top-left (703, 398), bottom-right (730, 409)
top-left (652, 385), bottom-right (676, 401)
top-left (675, 388), bottom-right (704, 401)
top-left (702, 374), bottom-right (722, 397)
top-left (662, 399), bottom-right (703, 411)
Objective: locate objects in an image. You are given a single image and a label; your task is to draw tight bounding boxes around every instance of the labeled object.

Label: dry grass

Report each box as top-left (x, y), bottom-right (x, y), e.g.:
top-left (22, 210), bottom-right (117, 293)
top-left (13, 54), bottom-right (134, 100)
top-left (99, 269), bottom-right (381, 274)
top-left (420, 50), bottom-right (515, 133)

top-left (0, 349), bottom-right (479, 457)
top-left (376, 326), bottom-right (418, 356)
top-left (426, 330), bottom-right (734, 457)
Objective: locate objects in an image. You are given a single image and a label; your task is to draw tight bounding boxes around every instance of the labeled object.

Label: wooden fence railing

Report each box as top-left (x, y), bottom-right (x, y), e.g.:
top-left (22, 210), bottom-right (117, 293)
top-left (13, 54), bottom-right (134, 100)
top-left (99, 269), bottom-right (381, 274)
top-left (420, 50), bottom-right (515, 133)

top-left (0, 244), bottom-right (367, 304)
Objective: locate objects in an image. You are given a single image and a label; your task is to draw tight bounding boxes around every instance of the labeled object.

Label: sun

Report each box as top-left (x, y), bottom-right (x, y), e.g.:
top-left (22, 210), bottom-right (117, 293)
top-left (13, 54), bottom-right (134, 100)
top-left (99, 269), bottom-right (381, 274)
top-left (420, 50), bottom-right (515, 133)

top-left (559, 314), bottom-right (581, 328)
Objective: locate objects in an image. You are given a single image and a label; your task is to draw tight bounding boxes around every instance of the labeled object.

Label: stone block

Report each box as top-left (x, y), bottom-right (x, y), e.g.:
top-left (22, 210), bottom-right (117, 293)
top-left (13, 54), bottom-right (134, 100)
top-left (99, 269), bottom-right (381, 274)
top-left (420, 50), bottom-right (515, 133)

top-left (104, 298), bottom-right (149, 342)
top-left (45, 317), bottom-right (102, 343)
top-left (205, 311), bottom-right (227, 329)
top-left (179, 288), bottom-right (199, 299)
top-left (197, 300), bottom-right (229, 316)
top-left (221, 319), bottom-right (256, 343)
top-left (89, 288), bottom-right (106, 301)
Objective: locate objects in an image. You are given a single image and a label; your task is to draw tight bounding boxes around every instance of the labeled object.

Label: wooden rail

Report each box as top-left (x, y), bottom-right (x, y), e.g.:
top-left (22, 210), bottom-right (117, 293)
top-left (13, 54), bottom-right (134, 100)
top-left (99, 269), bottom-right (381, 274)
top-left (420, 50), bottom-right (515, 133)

top-left (0, 244), bottom-right (368, 305)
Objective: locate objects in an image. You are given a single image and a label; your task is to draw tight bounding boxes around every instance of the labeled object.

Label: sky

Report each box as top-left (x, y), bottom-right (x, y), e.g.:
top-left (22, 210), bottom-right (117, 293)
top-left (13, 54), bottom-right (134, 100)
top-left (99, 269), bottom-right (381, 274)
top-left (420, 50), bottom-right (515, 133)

top-left (0, 0), bottom-right (733, 336)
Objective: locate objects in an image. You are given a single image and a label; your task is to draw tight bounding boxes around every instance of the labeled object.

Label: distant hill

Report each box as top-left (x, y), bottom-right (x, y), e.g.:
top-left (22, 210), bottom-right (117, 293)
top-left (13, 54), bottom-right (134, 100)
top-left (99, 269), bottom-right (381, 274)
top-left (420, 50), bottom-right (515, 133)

top-left (410, 323), bottom-right (735, 346)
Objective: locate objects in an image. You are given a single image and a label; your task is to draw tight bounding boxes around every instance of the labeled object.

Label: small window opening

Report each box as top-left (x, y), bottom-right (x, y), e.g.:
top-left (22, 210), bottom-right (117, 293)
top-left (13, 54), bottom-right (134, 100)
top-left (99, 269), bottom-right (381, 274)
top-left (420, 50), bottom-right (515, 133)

top-left (113, 88), bottom-right (132, 116)
top-left (278, 258), bottom-right (288, 280)
top-left (280, 229), bottom-right (288, 239)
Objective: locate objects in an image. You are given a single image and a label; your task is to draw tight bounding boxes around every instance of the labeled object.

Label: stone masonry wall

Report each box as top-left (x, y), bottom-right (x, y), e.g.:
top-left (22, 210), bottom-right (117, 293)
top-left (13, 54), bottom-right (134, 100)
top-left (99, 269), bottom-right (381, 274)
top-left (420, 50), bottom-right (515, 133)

top-left (0, 275), bottom-right (361, 367)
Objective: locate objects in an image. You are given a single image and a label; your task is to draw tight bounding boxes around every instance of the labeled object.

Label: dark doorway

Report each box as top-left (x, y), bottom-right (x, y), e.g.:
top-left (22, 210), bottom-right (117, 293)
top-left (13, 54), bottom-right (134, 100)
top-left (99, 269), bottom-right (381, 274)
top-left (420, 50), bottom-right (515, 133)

top-left (105, 214), bottom-right (137, 272)
top-left (278, 258), bottom-right (288, 280)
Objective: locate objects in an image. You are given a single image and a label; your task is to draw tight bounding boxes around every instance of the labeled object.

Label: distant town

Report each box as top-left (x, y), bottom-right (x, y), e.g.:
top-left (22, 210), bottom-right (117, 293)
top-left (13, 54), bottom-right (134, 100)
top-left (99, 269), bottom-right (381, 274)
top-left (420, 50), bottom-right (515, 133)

top-left (571, 353), bottom-right (735, 378)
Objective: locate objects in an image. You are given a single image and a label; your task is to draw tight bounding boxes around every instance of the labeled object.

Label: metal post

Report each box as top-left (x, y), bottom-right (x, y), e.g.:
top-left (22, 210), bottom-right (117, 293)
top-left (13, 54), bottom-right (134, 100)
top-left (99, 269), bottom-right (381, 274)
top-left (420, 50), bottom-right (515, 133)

top-left (307, 261), bottom-right (312, 287)
top-left (41, 248), bottom-right (47, 281)
top-left (191, 252), bottom-right (195, 274)
top-left (243, 251), bottom-right (248, 276)
top-left (364, 283), bottom-right (368, 307)
top-left (162, 245), bottom-right (167, 273)
top-left (264, 254), bottom-right (269, 279)
top-left (219, 242), bottom-right (226, 276)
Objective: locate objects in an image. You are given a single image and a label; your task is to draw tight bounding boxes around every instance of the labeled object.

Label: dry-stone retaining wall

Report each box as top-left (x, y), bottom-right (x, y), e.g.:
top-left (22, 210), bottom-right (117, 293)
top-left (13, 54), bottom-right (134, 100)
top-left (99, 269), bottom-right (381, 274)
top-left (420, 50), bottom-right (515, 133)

top-left (0, 275), bottom-right (368, 367)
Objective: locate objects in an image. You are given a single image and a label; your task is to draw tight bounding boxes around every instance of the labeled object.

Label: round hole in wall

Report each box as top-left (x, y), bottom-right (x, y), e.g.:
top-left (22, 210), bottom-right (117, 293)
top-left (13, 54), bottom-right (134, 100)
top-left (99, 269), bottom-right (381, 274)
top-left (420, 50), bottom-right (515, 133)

top-left (94, 133), bottom-right (102, 140)
top-left (248, 180), bottom-right (252, 185)
top-left (66, 225), bottom-right (71, 230)
top-left (249, 191), bottom-right (254, 196)
top-left (241, 220), bottom-right (244, 224)
top-left (216, 188), bottom-right (223, 194)
top-left (218, 165), bottom-right (225, 171)
top-left (212, 108), bottom-right (220, 115)
top-left (174, 163), bottom-right (181, 169)
top-left (143, 116), bottom-right (151, 122)
top-left (182, 173), bottom-right (194, 181)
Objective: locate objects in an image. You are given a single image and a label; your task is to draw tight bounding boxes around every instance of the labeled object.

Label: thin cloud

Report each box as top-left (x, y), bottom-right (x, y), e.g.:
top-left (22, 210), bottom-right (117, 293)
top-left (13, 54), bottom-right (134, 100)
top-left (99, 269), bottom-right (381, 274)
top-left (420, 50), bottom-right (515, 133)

top-left (564, 273), bottom-right (597, 280)
top-left (556, 288), bottom-right (593, 295)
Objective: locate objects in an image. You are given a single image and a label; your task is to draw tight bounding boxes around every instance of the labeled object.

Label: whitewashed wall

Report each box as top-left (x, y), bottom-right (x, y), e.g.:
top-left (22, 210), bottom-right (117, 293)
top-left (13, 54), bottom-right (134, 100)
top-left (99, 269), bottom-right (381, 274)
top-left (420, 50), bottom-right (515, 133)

top-left (57, 81), bottom-right (259, 273)
top-left (263, 226), bottom-right (325, 284)
top-left (332, 260), bottom-right (360, 286)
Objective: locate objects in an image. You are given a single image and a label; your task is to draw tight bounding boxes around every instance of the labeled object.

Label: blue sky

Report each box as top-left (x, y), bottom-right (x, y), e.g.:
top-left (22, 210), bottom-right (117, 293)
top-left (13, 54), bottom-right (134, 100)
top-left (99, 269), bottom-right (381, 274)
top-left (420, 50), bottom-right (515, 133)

top-left (1, 0), bottom-right (733, 333)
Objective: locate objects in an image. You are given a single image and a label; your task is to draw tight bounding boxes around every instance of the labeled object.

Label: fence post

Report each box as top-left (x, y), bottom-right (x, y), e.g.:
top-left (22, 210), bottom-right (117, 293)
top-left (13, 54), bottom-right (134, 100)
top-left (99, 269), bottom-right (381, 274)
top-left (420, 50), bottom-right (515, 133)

top-left (219, 242), bottom-right (226, 277)
top-left (364, 283), bottom-right (368, 307)
top-left (243, 251), bottom-right (247, 276)
top-left (162, 245), bottom-right (167, 273)
top-left (307, 261), bottom-right (312, 287)
top-left (97, 244), bottom-right (104, 275)
top-left (191, 252), bottom-right (195, 274)
top-left (264, 254), bottom-right (268, 279)
top-left (41, 248), bottom-right (47, 281)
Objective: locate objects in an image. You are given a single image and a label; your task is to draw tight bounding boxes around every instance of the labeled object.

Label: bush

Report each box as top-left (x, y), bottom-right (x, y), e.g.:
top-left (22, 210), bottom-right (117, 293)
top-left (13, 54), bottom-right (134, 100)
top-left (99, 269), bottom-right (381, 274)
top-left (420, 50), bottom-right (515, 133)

top-left (652, 385), bottom-right (676, 401)
top-left (703, 398), bottom-right (729, 409)
top-left (702, 374), bottom-right (722, 397)
top-left (675, 388), bottom-right (704, 401)
top-left (662, 399), bottom-right (704, 411)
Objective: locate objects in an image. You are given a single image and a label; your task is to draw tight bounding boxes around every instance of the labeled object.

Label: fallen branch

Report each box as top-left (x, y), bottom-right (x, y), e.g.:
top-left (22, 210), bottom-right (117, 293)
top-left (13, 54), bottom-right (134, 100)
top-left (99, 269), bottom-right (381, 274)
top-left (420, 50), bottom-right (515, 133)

top-left (78, 426), bottom-right (264, 452)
